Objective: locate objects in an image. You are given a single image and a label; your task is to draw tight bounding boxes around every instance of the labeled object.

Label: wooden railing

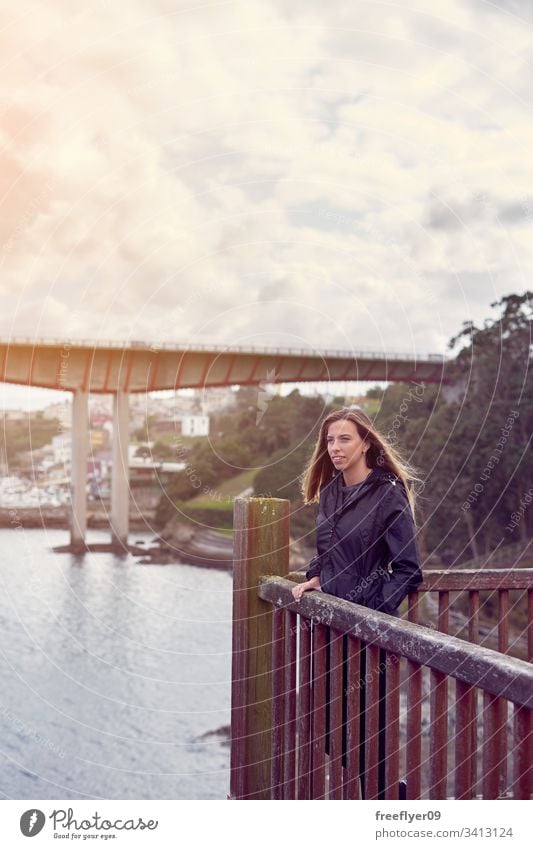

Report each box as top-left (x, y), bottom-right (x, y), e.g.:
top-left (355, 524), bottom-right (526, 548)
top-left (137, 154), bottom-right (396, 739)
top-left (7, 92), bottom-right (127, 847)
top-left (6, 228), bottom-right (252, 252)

top-left (413, 569), bottom-right (533, 661)
top-left (229, 497), bottom-right (533, 801)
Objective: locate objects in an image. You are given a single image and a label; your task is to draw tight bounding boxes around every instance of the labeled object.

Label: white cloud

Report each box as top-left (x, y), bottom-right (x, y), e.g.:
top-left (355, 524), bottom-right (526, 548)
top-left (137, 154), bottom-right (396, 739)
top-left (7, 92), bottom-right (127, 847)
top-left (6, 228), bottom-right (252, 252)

top-left (0, 0), bottom-right (532, 359)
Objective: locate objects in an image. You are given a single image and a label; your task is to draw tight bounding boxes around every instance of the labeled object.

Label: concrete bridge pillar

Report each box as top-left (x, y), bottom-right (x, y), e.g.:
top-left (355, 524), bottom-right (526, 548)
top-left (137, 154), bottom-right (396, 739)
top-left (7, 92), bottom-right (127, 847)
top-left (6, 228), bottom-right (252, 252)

top-left (70, 390), bottom-right (89, 550)
top-left (111, 390), bottom-right (130, 548)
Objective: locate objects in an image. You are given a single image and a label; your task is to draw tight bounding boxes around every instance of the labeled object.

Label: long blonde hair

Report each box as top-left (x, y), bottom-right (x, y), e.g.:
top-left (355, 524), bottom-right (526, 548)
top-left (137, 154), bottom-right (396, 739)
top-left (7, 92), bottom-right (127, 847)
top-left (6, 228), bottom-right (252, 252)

top-left (300, 408), bottom-right (422, 520)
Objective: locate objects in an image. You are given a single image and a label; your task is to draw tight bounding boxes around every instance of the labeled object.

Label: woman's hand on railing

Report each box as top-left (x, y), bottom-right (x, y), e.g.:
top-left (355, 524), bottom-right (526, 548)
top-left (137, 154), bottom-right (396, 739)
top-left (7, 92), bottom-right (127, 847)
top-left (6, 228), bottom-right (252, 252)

top-left (291, 576), bottom-right (321, 603)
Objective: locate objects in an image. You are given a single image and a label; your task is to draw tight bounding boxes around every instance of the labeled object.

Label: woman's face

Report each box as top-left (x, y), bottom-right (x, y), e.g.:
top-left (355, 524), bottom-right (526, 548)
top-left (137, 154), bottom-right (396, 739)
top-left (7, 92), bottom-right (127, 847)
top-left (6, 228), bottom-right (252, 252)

top-left (325, 419), bottom-right (369, 475)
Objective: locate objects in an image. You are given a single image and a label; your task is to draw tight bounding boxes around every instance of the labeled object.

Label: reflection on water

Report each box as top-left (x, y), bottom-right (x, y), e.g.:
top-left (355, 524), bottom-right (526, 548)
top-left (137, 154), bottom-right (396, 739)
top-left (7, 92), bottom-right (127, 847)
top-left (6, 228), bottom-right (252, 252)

top-left (0, 528), bottom-right (232, 799)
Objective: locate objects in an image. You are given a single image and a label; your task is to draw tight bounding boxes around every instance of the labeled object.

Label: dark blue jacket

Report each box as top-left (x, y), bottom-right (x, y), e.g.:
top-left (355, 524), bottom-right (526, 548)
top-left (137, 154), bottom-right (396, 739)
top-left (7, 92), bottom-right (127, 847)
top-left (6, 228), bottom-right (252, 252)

top-left (305, 467), bottom-right (423, 616)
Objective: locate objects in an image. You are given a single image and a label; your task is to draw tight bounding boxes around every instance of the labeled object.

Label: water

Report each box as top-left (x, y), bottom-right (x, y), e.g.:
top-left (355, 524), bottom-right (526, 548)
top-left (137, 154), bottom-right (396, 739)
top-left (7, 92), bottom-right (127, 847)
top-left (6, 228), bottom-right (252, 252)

top-left (0, 528), bottom-right (232, 800)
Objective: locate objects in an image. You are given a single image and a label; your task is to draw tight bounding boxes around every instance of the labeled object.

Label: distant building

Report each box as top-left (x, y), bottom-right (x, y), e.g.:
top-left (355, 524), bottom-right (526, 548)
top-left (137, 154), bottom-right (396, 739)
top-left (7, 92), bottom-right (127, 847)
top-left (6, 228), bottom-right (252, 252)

top-left (41, 402), bottom-right (71, 422)
top-left (180, 414), bottom-right (209, 437)
top-left (90, 411), bottom-right (112, 428)
top-left (90, 429), bottom-right (109, 450)
top-left (51, 433), bottom-right (71, 464)
top-left (200, 387), bottom-right (238, 414)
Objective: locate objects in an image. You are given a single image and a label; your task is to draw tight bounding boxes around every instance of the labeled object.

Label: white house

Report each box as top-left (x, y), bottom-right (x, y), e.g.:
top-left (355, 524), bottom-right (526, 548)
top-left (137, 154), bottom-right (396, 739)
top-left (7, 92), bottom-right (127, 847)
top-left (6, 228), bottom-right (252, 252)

top-left (51, 433), bottom-right (71, 464)
top-left (181, 415), bottom-right (209, 437)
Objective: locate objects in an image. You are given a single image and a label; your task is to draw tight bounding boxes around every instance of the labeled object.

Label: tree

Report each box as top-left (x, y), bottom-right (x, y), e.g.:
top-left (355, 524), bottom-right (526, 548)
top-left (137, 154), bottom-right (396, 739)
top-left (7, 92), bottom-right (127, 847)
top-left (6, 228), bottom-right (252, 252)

top-left (378, 292), bottom-right (532, 563)
top-left (254, 441), bottom-right (316, 537)
top-left (152, 440), bottom-right (175, 461)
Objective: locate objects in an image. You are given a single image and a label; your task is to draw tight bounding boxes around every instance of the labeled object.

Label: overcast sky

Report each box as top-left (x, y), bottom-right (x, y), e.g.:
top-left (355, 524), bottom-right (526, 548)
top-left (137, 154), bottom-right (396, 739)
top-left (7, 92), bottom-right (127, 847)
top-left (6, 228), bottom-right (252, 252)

top-left (1, 0), bottom-right (532, 408)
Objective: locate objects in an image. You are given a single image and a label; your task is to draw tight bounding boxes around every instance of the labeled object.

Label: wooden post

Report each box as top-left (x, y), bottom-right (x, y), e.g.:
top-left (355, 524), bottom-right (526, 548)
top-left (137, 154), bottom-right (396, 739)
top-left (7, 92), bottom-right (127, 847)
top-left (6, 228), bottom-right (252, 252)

top-left (229, 497), bottom-right (290, 800)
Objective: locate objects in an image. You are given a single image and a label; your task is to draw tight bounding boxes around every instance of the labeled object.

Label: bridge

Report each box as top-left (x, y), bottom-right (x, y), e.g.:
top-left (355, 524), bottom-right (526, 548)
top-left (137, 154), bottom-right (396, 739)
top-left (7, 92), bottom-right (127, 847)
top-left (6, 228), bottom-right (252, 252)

top-left (0, 337), bottom-right (451, 549)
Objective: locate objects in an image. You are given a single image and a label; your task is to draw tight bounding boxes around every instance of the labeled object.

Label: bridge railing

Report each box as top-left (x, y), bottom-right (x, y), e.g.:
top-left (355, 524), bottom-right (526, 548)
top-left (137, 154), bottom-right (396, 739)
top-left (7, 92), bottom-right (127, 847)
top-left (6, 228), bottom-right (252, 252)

top-left (229, 497), bottom-right (533, 801)
top-left (1, 335), bottom-right (448, 360)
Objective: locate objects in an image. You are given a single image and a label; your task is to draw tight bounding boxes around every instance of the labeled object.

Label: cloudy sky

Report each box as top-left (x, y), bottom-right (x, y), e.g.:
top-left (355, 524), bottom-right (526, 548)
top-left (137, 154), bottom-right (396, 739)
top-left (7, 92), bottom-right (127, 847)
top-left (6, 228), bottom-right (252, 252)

top-left (1, 0), bottom-right (532, 375)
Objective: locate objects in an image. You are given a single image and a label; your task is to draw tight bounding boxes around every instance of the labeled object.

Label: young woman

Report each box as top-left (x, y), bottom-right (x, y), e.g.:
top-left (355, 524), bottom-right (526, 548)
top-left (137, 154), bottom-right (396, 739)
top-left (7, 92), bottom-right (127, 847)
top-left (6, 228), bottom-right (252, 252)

top-left (292, 407), bottom-right (423, 612)
top-left (291, 407), bottom-right (424, 798)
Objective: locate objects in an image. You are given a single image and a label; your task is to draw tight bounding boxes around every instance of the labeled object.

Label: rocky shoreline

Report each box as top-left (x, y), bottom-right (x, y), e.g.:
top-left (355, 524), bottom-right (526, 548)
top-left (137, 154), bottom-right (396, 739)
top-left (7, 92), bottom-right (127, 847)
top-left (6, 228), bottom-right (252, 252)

top-left (1, 507), bottom-right (314, 570)
top-left (137, 522), bottom-right (313, 571)
top-left (0, 507), bottom-right (153, 532)
top-left (138, 525), bottom-right (234, 569)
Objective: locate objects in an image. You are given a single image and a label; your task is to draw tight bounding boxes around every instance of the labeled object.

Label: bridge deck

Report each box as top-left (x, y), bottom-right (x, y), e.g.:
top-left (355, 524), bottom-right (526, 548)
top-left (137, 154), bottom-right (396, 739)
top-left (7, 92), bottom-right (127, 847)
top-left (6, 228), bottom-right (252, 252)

top-left (0, 337), bottom-right (449, 392)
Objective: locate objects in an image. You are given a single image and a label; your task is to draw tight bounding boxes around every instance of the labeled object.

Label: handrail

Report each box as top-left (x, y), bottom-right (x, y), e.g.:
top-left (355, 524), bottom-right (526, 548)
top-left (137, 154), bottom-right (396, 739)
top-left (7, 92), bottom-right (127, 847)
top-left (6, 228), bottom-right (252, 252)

top-left (0, 336), bottom-right (449, 362)
top-left (290, 568), bottom-right (533, 591)
top-left (419, 568), bottom-right (533, 590)
top-left (290, 567), bottom-right (533, 661)
top-left (259, 576), bottom-right (533, 709)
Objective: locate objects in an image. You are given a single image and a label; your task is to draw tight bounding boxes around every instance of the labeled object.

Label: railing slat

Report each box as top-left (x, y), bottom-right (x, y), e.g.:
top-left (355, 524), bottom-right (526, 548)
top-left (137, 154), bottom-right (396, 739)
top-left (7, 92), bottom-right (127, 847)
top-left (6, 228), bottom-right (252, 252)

top-left (483, 692), bottom-right (506, 798)
top-left (454, 679), bottom-right (476, 799)
top-left (429, 669), bottom-right (448, 798)
top-left (468, 590), bottom-right (480, 644)
top-left (364, 643), bottom-right (382, 800)
top-left (328, 629), bottom-right (344, 799)
top-left (527, 588), bottom-right (533, 663)
top-left (438, 590), bottom-right (450, 634)
top-left (408, 590), bottom-right (419, 624)
top-left (297, 617), bottom-right (312, 800)
top-left (344, 636), bottom-right (362, 800)
top-left (311, 623), bottom-right (327, 799)
top-left (407, 585), bottom-right (422, 797)
top-left (498, 698), bottom-right (509, 797)
top-left (384, 652), bottom-right (401, 799)
top-left (284, 609), bottom-right (297, 799)
top-left (406, 659), bottom-right (422, 799)
top-left (271, 607), bottom-right (285, 799)
top-left (468, 590), bottom-right (480, 792)
top-left (496, 590), bottom-right (510, 795)
top-left (513, 705), bottom-right (532, 799)
top-left (498, 589), bottom-right (509, 653)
